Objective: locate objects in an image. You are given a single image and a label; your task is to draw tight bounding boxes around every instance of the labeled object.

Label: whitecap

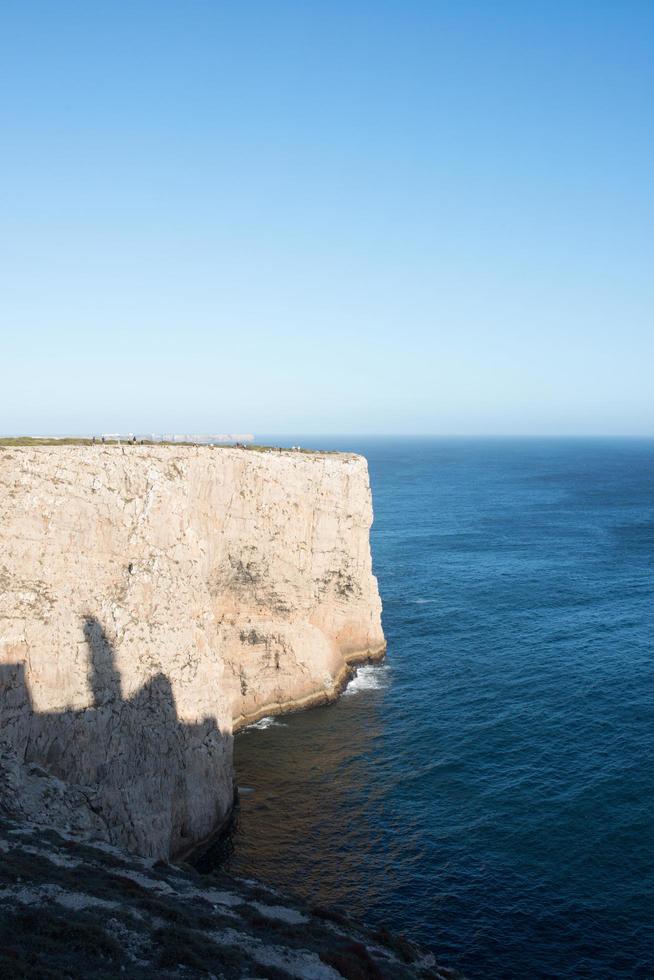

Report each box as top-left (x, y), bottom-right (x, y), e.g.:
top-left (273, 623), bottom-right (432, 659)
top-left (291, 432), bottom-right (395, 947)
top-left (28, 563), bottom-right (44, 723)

top-left (244, 716), bottom-right (287, 731)
top-left (344, 664), bottom-right (390, 696)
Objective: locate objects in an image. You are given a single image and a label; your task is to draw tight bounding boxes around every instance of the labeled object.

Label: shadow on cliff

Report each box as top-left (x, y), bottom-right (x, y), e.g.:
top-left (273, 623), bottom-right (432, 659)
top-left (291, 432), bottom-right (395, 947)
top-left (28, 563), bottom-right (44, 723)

top-left (0, 617), bottom-right (233, 859)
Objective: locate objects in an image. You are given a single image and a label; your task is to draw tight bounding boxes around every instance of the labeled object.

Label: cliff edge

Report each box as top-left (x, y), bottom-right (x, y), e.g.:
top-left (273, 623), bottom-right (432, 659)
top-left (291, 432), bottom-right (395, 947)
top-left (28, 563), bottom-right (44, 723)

top-left (0, 445), bottom-right (385, 858)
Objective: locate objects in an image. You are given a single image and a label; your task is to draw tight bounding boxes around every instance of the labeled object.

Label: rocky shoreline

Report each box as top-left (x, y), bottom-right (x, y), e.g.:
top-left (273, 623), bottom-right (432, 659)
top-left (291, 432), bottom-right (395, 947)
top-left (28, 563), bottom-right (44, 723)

top-left (232, 645), bottom-right (387, 732)
top-left (0, 817), bottom-right (459, 979)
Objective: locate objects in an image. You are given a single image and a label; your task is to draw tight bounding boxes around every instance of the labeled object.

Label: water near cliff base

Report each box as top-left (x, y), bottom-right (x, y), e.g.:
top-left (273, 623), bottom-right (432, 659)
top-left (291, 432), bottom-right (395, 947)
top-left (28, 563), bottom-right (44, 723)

top-left (225, 438), bottom-right (654, 978)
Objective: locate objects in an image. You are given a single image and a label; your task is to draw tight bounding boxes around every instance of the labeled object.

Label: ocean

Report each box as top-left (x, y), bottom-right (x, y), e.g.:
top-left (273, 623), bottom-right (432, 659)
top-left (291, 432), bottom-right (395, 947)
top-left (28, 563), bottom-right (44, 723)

top-left (220, 438), bottom-right (654, 978)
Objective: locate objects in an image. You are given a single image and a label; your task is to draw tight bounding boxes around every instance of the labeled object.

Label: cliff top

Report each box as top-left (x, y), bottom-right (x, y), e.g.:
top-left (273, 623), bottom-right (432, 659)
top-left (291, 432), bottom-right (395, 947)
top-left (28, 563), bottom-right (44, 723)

top-left (0, 439), bottom-right (360, 466)
top-left (0, 437), bottom-right (341, 455)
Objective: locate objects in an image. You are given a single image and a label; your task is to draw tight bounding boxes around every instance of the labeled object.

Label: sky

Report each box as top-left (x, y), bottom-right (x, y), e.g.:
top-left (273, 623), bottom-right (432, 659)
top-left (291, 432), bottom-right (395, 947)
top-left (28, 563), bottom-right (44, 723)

top-left (1, 1), bottom-right (653, 436)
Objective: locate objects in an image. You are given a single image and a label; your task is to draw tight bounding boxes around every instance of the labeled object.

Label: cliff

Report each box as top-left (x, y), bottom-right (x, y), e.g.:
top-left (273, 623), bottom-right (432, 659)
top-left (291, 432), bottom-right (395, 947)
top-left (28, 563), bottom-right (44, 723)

top-left (0, 445), bottom-right (385, 859)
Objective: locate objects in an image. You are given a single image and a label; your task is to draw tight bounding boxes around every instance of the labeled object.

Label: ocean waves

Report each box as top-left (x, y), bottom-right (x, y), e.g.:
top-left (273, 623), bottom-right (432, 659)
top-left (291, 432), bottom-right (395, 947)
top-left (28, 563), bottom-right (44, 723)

top-left (227, 438), bottom-right (654, 979)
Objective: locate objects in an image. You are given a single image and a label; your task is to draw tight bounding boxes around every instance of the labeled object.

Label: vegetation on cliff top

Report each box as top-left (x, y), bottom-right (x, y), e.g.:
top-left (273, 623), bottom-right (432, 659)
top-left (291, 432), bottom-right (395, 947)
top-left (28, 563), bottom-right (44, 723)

top-left (0, 437), bottom-right (339, 455)
top-left (0, 436), bottom-right (340, 456)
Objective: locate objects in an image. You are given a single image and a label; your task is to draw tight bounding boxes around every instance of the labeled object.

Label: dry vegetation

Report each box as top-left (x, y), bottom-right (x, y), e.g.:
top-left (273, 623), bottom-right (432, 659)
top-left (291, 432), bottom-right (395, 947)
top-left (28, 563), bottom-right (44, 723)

top-left (0, 437), bottom-right (338, 455)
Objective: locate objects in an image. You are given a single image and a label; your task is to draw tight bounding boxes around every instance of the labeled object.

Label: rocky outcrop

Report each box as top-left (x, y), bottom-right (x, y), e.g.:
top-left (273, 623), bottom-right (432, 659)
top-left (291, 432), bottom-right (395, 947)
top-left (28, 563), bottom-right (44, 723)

top-left (0, 446), bottom-right (384, 858)
top-left (0, 817), bottom-right (456, 979)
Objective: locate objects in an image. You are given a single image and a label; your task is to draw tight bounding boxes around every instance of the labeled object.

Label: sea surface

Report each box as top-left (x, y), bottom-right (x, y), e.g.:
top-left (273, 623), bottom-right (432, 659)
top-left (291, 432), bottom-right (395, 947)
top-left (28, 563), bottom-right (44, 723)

top-left (220, 438), bottom-right (654, 978)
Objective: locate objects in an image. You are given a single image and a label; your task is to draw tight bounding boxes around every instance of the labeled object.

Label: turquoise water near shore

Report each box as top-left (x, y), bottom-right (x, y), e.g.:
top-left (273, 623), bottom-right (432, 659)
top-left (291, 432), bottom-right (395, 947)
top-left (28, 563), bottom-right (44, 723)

top-left (224, 438), bottom-right (654, 978)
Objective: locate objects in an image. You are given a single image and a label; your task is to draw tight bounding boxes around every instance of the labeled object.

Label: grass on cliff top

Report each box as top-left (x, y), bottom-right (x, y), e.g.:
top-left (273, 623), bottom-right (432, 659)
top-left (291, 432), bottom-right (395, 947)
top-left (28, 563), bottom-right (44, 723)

top-left (0, 437), bottom-right (340, 455)
top-left (245, 444), bottom-right (339, 455)
top-left (0, 436), bottom-right (99, 446)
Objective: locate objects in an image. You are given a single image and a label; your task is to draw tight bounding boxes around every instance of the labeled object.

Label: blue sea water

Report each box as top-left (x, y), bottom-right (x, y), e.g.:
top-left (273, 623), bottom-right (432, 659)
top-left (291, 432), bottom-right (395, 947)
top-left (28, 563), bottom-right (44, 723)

top-left (224, 438), bottom-right (654, 978)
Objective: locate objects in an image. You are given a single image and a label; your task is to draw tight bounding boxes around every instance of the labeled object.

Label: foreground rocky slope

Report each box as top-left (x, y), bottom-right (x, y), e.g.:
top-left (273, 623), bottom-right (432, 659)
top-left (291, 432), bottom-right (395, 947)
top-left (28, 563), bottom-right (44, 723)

top-left (0, 445), bottom-right (384, 858)
top-left (0, 818), bottom-right (456, 980)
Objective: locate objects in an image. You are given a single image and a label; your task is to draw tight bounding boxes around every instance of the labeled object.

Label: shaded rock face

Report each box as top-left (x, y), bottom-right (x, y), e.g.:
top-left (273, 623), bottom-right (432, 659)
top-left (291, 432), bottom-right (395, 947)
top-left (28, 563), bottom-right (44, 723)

top-left (0, 631), bottom-right (231, 859)
top-left (0, 446), bottom-right (384, 857)
top-left (0, 818), bottom-right (455, 980)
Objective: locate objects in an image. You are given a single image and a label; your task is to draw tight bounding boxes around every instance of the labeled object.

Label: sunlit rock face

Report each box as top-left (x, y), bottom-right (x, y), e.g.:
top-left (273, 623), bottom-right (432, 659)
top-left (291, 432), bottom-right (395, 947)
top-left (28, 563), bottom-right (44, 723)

top-left (0, 445), bottom-right (384, 857)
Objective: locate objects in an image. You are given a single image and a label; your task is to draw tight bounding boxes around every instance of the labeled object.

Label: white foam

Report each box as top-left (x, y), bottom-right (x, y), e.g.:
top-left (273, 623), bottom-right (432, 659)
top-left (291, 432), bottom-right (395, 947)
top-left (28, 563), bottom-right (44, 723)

top-left (244, 716), bottom-right (287, 731)
top-left (344, 664), bottom-right (390, 696)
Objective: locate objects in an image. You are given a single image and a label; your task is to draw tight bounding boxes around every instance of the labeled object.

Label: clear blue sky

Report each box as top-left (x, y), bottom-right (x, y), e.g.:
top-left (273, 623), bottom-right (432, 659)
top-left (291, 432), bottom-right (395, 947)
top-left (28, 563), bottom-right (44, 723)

top-left (1, 1), bottom-right (652, 435)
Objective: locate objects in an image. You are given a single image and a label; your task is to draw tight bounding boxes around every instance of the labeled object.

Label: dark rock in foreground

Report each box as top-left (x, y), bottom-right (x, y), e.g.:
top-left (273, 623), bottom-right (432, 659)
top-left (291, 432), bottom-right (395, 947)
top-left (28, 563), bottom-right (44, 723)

top-left (0, 818), bottom-right (459, 979)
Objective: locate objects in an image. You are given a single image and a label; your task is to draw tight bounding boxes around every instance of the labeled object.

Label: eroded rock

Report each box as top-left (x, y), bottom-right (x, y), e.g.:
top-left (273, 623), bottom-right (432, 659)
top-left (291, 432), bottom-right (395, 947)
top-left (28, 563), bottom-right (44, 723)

top-left (0, 446), bottom-right (384, 858)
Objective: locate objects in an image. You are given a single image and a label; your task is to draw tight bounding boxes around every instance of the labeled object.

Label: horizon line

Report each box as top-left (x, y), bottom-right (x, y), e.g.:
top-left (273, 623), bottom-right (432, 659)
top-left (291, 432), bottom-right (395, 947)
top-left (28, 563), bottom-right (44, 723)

top-left (4, 432), bottom-right (654, 441)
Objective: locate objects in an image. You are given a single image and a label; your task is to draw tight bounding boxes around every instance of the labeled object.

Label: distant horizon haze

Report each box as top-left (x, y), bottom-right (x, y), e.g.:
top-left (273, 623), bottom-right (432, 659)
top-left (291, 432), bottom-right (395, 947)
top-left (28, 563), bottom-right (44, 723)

top-left (5, 432), bottom-right (654, 442)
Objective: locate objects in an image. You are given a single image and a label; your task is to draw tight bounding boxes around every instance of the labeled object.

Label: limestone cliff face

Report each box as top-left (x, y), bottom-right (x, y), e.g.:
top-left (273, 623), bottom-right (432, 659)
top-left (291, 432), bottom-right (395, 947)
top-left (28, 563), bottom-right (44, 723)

top-left (0, 446), bottom-right (384, 858)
